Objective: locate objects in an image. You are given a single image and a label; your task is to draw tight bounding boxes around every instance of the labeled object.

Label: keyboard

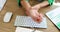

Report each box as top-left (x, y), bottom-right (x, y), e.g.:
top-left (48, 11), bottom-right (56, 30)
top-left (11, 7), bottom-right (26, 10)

top-left (14, 16), bottom-right (47, 28)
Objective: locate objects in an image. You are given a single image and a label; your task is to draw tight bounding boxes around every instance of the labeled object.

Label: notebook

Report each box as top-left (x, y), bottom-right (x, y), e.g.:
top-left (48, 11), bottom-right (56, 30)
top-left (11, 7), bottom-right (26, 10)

top-left (15, 27), bottom-right (43, 32)
top-left (0, 0), bottom-right (6, 11)
top-left (14, 16), bottom-right (47, 28)
top-left (46, 7), bottom-right (60, 29)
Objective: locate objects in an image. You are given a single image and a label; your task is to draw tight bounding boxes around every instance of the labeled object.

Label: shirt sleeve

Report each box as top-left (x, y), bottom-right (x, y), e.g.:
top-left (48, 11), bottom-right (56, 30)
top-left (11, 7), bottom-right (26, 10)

top-left (48, 0), bottom-right (55, 6)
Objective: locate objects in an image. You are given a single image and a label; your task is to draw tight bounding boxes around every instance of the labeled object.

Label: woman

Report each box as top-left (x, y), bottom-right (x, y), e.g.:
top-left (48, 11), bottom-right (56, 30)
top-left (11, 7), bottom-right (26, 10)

top-left (18, 0), bottom-right (54, 23)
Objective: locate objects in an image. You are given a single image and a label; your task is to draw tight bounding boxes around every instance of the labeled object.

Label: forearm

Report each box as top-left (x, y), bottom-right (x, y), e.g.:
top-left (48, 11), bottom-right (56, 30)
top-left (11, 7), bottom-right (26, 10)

top-left (39, 0), bottom-right (54, 8)
top-left (21, 0), bottom-right (31, 11)
top-left (39, 1), bottom-right (49, 8)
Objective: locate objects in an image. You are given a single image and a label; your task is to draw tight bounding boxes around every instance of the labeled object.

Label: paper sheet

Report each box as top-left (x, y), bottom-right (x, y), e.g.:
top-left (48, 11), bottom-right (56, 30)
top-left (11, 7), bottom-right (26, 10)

top-left (15, 27), bottom-right (34, 32)
top-left (15, 27), bottom-right (43, 32)
top-left (0, 0), bottom-right (6, 11)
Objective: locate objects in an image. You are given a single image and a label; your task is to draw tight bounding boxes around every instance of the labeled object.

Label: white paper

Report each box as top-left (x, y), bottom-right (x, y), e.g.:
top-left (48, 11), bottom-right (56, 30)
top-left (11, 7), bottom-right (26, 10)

top-left (35, 30), bottom-right (43, 32)
top-left (15, 27), bottom-right (43, 32)
top-left (14, 16), bottom-right (47, 28)
top-left (15, 27), bottom-right (34, 32)
top-left (0, 0), bottom-right (6, 11)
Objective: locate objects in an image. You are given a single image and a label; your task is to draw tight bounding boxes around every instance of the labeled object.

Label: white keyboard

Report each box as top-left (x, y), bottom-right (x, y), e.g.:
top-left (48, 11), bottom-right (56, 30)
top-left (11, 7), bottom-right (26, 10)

top-left (14, 16), bottom-right (47, 28)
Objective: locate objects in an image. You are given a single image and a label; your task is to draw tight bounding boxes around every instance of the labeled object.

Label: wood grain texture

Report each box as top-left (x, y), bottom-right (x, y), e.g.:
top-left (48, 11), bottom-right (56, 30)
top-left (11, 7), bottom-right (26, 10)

top-left (0, 0), bottom-right (60, 32)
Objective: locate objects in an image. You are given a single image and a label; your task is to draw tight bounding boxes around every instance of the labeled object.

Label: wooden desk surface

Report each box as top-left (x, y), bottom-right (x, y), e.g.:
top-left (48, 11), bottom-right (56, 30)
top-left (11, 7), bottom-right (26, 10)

top-left (0, 0), bottom-right (60, 32)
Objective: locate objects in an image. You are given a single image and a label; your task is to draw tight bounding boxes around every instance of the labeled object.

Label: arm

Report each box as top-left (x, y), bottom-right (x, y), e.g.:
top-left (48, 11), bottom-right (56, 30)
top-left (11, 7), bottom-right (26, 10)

top-left (21, 0), bottom-right (31, 11)
top-left (32, 0), bottom-right (54, 10)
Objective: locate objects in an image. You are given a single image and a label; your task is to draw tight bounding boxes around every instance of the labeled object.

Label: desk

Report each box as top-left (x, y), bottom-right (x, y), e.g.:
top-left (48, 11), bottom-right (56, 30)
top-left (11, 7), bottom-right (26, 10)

top-left (0, 0), bottom-right (60, 32)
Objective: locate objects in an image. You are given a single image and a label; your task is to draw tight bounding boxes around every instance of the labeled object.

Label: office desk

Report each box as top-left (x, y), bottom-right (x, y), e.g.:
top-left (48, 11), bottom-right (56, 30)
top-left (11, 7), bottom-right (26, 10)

top-left (0, 0), bottom-right (60, 32)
